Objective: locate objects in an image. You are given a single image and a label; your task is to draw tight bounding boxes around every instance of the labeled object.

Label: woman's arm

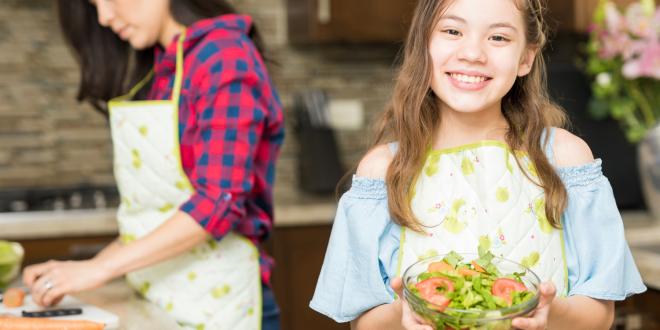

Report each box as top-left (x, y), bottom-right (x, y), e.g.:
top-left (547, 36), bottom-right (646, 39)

top-left (548, 296), bottom-right (614, 330)
top-left (95, 211), bottom-right (209, 278)
top-left (23, 211), bottom-right (209, 306)
top-left (93, 238), bottom-right (121, 260)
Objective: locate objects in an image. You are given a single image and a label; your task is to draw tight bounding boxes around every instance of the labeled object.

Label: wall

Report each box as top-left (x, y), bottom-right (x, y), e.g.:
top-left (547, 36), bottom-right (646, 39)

top-left (0, 0), bottom-right (399, 204)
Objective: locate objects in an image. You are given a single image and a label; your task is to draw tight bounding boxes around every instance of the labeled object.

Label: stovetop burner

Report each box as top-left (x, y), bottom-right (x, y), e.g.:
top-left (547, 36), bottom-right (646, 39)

top-left (0, 186), bottom-right (119, 212)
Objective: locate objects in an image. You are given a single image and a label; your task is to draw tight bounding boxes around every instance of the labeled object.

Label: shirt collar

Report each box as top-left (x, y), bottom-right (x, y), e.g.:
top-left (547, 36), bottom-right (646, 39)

top-left (153, 14), bottom-right (253, 76)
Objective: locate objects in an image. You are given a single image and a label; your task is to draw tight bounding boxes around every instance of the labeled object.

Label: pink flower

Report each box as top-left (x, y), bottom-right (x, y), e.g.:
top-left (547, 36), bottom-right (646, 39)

top-left (622, 39), bottom-right (660, 79)
top-left (598, 31), bottom-right (630, 59)
top-left (625, 3), bottom-right (654, 38)
top-left (605, 2), bottom-right (626, 35)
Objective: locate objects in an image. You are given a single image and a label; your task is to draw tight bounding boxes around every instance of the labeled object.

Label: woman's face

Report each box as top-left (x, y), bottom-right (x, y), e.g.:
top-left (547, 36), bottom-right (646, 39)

top-left (91, 0), bottom-right (173, 49)
top-left (429, 0), bottom-right (536, 115)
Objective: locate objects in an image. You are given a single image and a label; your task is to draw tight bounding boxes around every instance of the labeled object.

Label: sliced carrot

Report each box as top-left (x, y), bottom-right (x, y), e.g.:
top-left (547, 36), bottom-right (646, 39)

top-left (471, 260), bottom-right (486, 273)
top-left (0, 317), bottom-right (104, 330)
top-left (458, 267), bottom-right (480, 276)
top-left (2, 288), bottom-right (25, 308)
top-left (428, 261), bottom-right (453, 273)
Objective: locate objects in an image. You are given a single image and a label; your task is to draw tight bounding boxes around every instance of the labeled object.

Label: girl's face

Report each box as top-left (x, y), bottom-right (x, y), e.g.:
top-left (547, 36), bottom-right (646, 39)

top-left (429, 0), bottom-right (535, 115)
top-left (92, 0), bottom-right (174, 49)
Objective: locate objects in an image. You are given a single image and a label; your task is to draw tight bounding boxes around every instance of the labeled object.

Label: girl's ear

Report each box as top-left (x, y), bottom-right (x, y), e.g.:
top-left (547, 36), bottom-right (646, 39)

top-left (517, 46), bottom-right (537, 77)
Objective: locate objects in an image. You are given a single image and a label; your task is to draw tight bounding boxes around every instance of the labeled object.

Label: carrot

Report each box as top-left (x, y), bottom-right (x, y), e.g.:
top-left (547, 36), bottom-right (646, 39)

top-left (0, 317), bottom-right (104, 330)
top-left (458, 267), bottom-right (480, 276)
top-left (2, 288), bottom-right (25, 308)
top-left (471, 260), bottom-right (486, 273)
top-left (428, 261), bottom-right (453, 273)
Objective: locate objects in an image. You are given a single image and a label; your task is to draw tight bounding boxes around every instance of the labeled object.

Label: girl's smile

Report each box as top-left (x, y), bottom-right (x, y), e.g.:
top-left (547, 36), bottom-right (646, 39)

top-left (446, 71), bottom-right (493, 91)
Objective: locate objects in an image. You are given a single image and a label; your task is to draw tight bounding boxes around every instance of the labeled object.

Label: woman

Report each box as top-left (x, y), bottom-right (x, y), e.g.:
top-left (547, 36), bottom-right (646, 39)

top-left (23, 0), bottom-right (284, 329)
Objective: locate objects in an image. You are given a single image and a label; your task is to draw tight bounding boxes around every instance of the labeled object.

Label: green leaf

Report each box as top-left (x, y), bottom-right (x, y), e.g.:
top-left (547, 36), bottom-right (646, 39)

top-left (588, 98), bottom-right (611, 120)
top-left (444, 251), bottom-right (464, 268)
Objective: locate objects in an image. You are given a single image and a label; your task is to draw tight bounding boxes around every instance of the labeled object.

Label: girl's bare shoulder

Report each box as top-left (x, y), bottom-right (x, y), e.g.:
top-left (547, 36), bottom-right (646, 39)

top-left (356, 144), bottom-right (394, 180)
top-left (552, 128), bottom-right (595, 167)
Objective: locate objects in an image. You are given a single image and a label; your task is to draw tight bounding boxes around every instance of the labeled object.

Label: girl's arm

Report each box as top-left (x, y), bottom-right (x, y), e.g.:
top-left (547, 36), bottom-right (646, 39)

top-left (547, 296), bottom-right (614, 330)
top-left (95, 211), bottom-right (208, 277)
top-left (350, 301), bottom-right (403, 330)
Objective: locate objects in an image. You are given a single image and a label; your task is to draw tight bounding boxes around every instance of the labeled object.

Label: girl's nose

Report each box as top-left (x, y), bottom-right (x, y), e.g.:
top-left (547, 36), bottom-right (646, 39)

top-left (457, 37), bottom-right (487, 63)
top-left (95, 0), bottom-right (115, 27)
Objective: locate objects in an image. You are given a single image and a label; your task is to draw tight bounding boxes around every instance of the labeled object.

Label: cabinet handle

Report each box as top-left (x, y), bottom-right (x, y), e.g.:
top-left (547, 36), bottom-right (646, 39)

top-left (318, 0), bottom-right (331, 23)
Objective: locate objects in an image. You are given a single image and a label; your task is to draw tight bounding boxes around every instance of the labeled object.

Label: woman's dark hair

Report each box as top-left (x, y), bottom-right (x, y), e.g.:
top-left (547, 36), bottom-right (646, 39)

top-left (56, 0), bottom-right (266, 115)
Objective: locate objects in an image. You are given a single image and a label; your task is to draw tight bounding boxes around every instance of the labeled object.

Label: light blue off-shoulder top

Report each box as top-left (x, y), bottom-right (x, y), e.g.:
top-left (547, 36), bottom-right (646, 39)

top-left (309, 129), bottom-right (647, 323)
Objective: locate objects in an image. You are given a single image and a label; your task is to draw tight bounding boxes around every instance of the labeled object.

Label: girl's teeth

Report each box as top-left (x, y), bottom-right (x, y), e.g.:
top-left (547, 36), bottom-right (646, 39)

top-left (450, 73), bottom-right (487, 83)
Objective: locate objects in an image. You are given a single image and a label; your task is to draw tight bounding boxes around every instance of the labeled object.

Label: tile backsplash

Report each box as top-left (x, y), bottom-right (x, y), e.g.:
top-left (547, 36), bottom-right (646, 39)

top-left (0, 0), bottom-right (401, 204)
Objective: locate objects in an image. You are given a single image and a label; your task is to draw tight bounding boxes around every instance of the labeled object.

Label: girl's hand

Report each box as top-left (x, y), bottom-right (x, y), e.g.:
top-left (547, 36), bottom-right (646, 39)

top-left (22, 259), bottom-right (113, 307)
top-left (390, 277), bottom-right (434, 330)
top-left (512, 282), bottom-right (556, 330)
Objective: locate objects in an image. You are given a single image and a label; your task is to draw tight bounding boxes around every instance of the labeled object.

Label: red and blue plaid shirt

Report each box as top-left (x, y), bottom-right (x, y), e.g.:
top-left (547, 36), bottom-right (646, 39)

top-left (147, 14), bottom-right (284, 286)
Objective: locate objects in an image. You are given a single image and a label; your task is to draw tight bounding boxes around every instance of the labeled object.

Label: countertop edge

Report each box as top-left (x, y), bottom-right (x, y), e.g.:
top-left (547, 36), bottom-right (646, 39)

top-left (0, 203), bottom-right (337, 240)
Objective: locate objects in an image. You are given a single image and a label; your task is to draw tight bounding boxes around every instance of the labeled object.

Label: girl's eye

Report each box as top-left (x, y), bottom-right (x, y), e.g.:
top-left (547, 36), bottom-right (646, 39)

top-left (490, 35), bottom-right (509, 42)
top-left (442, 29), bottom-right (461, 36)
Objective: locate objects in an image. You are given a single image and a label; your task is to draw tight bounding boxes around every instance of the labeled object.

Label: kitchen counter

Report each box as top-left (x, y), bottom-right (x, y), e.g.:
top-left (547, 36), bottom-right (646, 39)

top-left (2, 207), bottom-right (659, 290)
top-left (621, 211), bottom-right (660, 290)
top-left (0, 202), bottom-right (337, 240)
top-left (74, 280), bottom-right (181, 330)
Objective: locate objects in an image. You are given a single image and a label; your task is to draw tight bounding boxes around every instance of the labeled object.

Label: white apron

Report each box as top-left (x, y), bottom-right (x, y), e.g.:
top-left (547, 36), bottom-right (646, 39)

top-left (108, 30), bottom-right (261, 330)
top-left (396, 141), bottom-right (568, 296)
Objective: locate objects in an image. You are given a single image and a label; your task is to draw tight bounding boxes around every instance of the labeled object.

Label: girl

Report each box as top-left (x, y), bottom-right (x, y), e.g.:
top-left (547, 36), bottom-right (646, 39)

top-left (23, 0), bottom-right (284, 329)
top-left (310, 0), bottom-right (646, 329)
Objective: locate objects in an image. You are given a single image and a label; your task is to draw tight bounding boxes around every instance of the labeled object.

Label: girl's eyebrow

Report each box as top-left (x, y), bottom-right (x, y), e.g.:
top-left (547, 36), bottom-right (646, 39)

top-left (439, 15), bottom-right (518, 32)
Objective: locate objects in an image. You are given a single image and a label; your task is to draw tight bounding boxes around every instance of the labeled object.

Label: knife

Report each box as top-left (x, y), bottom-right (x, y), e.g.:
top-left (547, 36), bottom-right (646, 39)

top-left (22, 308), bottom-right (83, 317)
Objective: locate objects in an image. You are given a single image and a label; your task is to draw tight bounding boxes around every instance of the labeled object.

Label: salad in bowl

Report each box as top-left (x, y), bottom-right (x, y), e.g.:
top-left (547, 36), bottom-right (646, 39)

top-left (402, 250), bottom-right (541, 330)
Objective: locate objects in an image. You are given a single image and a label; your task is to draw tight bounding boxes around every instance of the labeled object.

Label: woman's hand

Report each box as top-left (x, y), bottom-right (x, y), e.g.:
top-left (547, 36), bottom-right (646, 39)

top-left (22, 259), bottom-right (113, 307)
top-left (512, 282), bottom-right (556, 330)
top-left (390, 277), bottom-right (434, 330)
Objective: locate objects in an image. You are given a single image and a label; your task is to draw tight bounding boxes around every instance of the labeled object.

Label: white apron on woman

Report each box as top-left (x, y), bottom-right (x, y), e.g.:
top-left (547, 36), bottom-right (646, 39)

top-left (108, 30), bottom-right (261, 330)
top-left (396, 141), bottom-right (568, 296)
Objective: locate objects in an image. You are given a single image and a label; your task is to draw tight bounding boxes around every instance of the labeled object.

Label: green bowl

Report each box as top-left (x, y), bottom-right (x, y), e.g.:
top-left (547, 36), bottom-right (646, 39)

top-left (0, 241), bottom-right (24, 288)
top-left (402, 253), bottom-right (540, 330)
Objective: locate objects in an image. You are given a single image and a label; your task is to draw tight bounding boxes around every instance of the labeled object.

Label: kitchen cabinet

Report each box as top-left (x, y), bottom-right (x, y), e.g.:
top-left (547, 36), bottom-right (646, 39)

top-left (548, 0), bottom-right (638, 32)
top-left (288, 0), bottom-right (416, 43)
top-left (286, 0), bottom-right (638, 45)
top-left (268, 224), bottom-right (349, 330)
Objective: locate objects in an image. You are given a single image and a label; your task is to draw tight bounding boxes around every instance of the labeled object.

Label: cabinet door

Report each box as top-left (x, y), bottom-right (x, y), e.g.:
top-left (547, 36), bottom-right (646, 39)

top-left (270, 225), bottom-right (349, 330)
top-left (288, 0), bottom-right (416, 43)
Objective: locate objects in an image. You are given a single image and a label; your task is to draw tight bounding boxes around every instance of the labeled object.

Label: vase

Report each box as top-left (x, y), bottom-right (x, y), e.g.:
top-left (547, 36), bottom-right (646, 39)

top-left (637, 123), bottom-right (660, 221)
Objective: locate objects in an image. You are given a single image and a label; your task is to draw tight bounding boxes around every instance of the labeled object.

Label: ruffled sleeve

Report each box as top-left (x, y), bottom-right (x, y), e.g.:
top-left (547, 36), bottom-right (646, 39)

top-left (559, 159), bottom-right (647, 300)
top-left (309, 176), bottom-right (398, 322)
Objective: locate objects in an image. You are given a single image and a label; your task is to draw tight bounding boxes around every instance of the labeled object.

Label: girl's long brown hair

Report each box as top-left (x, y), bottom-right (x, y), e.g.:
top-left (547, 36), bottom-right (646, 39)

top-left (372, 0), bottom-right (567, 231)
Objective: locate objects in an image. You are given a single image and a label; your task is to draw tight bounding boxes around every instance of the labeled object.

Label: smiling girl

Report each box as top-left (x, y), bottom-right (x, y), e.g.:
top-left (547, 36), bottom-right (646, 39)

top-left (310, 0), bottom-right (646, 329)
top-left (22, 1), bottom-right (284, 329)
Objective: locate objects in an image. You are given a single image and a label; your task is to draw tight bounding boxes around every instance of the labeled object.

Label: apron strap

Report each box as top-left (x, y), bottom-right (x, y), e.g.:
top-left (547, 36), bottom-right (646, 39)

top-left (110, 29), bottom-right (187, 103)
top-left (170, 29), bottom-right (186, 104)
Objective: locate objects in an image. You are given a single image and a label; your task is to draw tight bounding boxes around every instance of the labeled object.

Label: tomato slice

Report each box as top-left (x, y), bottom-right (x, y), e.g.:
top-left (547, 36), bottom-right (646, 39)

top-left (428, 261), bottom-right (454, 273)
top-left (491, 278), bottom-right (528, 304)
top-left (415, 277), bottom-right (454, 311)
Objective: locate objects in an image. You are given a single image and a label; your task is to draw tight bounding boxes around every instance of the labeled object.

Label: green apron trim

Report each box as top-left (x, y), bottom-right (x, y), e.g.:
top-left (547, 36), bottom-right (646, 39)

top-left (559, 218), bottom-right (569, 297)
top-left (428, 140), bottom-right (528, 157)
top-left (168, 30), bottom-right (195, 193)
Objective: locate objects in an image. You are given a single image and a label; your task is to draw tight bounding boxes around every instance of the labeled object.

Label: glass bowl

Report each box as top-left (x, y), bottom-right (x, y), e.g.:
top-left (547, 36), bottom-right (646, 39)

top-left (402, 253), bottom-right (540, 330)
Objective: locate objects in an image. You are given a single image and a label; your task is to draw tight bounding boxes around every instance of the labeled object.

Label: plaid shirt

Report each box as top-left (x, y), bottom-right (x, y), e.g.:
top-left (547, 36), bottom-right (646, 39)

top-left (147, 14), bottom-right (284, 285)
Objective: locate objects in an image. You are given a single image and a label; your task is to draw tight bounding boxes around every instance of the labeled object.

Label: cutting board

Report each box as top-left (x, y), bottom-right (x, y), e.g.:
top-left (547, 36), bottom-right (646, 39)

top-left (0, 294), bottom-right (119, 329)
